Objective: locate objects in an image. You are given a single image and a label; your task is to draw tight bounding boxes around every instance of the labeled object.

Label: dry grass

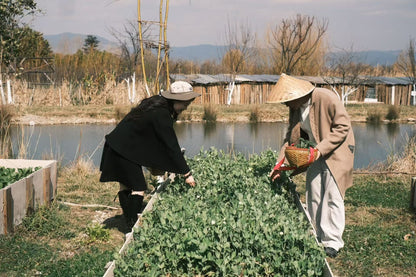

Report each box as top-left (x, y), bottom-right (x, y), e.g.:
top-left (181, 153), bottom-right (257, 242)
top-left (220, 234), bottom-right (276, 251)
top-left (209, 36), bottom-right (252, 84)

top-left (11, 79), bottom-right (150, 107)
top-left (382, 135), bottom-right (416, 174)
top-left (0, 104), bottom-right (14, 158)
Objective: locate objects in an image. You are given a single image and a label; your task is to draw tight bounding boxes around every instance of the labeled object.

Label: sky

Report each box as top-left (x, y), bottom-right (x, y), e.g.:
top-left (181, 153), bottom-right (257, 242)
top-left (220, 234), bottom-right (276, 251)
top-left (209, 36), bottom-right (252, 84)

top-left (30, 0), bottom-right (416, 52)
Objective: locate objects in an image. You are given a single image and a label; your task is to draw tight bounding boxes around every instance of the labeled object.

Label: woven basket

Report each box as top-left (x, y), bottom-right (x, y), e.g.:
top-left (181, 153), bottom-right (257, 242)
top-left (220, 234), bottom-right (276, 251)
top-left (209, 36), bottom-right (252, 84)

top-left (285, 146), bottom-right (318, 168)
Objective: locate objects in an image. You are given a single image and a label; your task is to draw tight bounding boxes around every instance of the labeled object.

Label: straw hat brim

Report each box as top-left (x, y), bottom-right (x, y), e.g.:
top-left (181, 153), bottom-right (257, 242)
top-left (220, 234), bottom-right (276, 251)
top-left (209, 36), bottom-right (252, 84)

top-left (160, 90), bottom-right (201, 101)
top-left (267, 74), bottom-right (315, 103)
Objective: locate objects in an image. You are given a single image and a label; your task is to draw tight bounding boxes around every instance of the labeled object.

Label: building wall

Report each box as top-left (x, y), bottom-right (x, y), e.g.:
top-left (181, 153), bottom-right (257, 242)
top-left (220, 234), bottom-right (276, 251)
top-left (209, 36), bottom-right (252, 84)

top-left (189, 80), bottom-right (413, 106)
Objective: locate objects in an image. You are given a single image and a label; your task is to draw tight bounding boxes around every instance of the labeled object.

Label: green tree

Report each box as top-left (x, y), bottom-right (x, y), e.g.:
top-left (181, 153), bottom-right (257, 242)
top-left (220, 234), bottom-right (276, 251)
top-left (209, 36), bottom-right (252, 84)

top-left (82, 35), bottom-right (100, 53)
top-left (0, 0), bottom-right (38, 67)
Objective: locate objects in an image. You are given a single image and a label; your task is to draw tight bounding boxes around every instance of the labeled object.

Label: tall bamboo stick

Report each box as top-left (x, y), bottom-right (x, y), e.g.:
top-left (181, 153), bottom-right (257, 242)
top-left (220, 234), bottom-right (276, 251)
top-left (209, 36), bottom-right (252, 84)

top-left (164, 0), bottom-right (170, 88)
top-left (154, 0), bottom-right (164, 93)
top-left (138, 0), bottom-right (149, 96)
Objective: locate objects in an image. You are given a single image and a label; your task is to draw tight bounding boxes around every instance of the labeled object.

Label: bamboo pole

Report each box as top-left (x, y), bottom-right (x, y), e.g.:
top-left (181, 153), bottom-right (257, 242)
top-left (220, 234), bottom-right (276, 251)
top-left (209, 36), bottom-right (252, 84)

top-left (164, 0), bottom-right (170, 88)
top-left (411, 177), bottom-right (416, 210)
top-left (138, 0), bottom-right (149, 96)
top-left (154, 0), bottom-right (164, 94)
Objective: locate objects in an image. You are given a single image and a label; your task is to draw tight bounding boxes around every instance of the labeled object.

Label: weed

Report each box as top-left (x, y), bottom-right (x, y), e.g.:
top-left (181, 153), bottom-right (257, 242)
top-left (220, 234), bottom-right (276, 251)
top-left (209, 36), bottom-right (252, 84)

top-left (366, 108), bottom-right (383, 123)
top-left (202, 104), bottom-right (217, 122)
top-left (114, 105), bottom-right (128, 121)
top-left (385, 105), bottom-right (400, 121)
top-left (382, 135), bottom-right (416, 174)
top-left (21, 202), bottom-right (68, 237)
top-left (0, 104), bottom-right (13, 158)
top-left (85, 223), bottom-right (110, 243)
top-left (249, 105), bottom-right (259, 122)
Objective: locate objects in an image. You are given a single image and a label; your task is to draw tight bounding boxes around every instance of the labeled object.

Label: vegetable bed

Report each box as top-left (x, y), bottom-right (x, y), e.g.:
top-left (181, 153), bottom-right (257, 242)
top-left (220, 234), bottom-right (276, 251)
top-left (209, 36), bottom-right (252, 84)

top-left (0, 159), bottom-right (57, 235)
top-left (114, 149), bottom-right (326, 276)
top-left (0, 166), bottom-right (41, 189)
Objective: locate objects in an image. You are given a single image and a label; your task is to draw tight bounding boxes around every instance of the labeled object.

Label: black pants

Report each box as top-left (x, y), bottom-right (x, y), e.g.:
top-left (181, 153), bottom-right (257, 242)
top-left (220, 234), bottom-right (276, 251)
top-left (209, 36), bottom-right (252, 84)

top-left (99, 143), bottom-right (147, 191)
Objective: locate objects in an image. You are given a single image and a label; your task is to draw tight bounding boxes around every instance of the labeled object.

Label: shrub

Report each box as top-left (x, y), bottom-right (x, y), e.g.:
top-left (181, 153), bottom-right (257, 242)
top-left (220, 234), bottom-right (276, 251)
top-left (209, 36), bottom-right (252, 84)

top-left (366, 109), bottom-right (382, 123)
top-left (385, 105), bottom-right (400, 121)
top-left (249, 105), bottom-right (259, 122)
top-left (202, 104), bottom-right (217, 122)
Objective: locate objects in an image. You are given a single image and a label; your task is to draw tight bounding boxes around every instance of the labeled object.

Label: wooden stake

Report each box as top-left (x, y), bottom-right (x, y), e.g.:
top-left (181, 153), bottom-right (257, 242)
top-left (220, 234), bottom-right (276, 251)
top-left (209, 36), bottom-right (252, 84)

top-left (411, 177), bottom-right (416, 210)
top-left (3, 188), bottom-right (12, 235)
top-left (43, 167), bottom-right (51, 206)
top-left (26, 176), bottom-right (34, 215)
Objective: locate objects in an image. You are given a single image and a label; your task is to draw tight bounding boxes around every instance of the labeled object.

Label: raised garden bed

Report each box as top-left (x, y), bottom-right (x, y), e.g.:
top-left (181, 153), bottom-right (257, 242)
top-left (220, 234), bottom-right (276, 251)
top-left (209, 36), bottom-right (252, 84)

top-left (0, 159), bottom-right (57, 235)
top-left (106, 149), bottom-right (331, 276)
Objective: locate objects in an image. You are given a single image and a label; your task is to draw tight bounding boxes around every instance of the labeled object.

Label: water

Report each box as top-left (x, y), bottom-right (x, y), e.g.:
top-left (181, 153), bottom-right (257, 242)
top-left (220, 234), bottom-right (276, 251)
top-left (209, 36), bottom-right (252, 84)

top-left (9, 122), bottom-right (416, 169)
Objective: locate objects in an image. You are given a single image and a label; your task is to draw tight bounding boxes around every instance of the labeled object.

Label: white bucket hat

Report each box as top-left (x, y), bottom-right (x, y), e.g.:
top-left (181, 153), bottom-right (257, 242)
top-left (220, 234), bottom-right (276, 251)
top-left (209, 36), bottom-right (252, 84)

top-left (161, 81), bottom-right (201, 101)
top-left (267, 73), bottom-right (315, 103)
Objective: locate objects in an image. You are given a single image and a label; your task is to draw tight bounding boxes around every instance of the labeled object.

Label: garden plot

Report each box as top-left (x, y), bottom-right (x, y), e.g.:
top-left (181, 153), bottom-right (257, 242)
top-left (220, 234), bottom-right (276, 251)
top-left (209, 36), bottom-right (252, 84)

top-left (108, 150), bottom-right (330, 276)
top-left (0, 159), bottom-right (57, 235)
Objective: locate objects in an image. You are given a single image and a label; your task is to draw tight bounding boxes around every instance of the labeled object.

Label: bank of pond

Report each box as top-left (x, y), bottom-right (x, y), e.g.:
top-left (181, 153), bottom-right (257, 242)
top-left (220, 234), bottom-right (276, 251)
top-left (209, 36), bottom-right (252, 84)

top-left (9, 122), bottom-right (416, 169)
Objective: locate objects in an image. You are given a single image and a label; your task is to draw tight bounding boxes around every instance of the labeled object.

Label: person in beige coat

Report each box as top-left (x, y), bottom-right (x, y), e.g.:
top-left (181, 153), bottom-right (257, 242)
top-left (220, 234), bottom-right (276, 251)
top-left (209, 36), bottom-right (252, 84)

top-left (269, 74), bottom-right (355, 258)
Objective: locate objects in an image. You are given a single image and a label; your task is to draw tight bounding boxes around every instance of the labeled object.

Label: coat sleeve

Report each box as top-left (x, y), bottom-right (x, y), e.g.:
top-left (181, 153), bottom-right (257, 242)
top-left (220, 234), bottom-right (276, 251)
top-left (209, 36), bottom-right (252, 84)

top-left (152, 109), bottom-right (190, 174)
top-left (315, 94), bottom-right (351, 156)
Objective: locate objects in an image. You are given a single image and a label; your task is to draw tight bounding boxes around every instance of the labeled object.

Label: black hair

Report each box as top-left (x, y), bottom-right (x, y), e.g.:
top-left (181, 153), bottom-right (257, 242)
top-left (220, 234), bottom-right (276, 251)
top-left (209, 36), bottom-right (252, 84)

top-left (125, 95), bottom-right (178, 121)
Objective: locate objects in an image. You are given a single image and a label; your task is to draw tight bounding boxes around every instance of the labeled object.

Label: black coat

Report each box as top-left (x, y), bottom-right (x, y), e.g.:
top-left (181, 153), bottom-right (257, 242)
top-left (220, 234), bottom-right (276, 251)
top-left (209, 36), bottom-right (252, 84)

top-left (102, 106), bottom-right (190, 174)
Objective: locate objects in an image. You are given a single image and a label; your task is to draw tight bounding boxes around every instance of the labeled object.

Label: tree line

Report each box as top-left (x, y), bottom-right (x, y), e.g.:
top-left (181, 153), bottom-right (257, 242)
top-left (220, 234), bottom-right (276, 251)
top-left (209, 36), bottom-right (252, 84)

top-left (1, 1), bottom-right (415, 100)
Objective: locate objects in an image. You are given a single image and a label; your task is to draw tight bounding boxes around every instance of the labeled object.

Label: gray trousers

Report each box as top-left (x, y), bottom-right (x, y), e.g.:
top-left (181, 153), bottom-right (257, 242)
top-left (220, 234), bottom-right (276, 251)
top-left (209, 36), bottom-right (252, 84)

top-left (306, 157), bottom-right (345, 251)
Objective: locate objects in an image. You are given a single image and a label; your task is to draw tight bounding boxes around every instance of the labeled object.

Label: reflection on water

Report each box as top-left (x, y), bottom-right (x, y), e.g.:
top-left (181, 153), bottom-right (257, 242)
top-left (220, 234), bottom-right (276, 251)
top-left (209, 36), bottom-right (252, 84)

top-left (10, 122), bottom-right (416, 169)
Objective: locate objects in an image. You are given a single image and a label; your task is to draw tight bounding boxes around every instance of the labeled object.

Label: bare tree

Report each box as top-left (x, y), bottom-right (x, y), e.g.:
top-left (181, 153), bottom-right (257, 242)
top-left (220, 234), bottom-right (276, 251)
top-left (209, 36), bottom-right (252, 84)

top-left (108, 20), bottom-right (152, 101)
top-left (267, 14), bottom-right (328, 75)
top-left (395, 38), bottom-right (416, 99)
top-left (323, 46), bottom-right (369, 105)
top-left (221, 18), bottom-right (257, 105)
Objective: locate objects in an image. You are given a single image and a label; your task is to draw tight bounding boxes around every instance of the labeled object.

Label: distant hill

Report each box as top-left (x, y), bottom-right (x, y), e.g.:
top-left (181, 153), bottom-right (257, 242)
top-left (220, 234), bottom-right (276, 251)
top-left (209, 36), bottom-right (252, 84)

top-left (44, 32), bottom-right (402, 66)
top-left (353, 50), bottom-right (402, 66)
top-left (44, 32), bottom-right (119, 54)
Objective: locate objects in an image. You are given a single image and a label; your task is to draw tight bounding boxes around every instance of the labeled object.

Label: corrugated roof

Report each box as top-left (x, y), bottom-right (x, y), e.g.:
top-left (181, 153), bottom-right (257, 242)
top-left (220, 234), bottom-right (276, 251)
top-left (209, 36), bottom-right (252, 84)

top-left (170, 74), bottom-right (414, 86)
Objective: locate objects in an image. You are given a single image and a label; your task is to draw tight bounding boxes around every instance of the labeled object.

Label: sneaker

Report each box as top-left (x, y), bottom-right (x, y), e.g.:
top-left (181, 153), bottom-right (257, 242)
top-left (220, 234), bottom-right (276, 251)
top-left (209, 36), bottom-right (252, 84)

top-left (324, 247), bottom-right (338, 258)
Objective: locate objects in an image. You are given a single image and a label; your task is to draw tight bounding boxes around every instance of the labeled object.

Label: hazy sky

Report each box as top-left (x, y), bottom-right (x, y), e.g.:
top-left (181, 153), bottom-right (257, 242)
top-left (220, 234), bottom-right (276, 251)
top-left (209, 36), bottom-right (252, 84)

top-left (31, 0), bottom-right (416, 51)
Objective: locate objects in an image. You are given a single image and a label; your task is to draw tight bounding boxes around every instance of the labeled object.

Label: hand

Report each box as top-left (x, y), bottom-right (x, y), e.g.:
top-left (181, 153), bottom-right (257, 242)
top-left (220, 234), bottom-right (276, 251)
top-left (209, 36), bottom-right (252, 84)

top-left (314, 148), bottom-right (321, 160)
top-left (269, 169), bottom-right (281, 182)
top-left (185, 175), bottom-right (196, 187)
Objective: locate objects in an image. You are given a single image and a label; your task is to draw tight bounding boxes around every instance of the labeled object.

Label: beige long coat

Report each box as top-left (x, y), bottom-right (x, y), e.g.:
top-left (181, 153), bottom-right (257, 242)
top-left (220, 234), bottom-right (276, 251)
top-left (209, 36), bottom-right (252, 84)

top-left (277, 87), bottom-right (355, 198)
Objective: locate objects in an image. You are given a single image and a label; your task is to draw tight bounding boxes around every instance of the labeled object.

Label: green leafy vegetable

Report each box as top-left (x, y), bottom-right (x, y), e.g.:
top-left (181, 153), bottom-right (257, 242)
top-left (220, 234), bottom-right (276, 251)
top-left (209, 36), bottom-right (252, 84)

top-left (0, 166), bottom-right (41, 189)
top-left (114, 149), bottom-right (325, 276)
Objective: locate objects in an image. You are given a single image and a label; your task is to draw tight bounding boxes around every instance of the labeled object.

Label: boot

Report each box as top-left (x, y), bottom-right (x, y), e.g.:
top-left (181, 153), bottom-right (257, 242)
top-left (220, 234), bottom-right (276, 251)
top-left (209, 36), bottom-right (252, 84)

top-left (117, 190), bottom-right (131, 218)
top-left (125, 194), bottom-right (143, 228)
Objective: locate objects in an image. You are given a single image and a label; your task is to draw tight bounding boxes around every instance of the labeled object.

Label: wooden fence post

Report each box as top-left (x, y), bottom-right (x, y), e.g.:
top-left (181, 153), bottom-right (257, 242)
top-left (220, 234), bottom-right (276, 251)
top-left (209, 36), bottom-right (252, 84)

top-left (411, 177), bottom-right (416, 211)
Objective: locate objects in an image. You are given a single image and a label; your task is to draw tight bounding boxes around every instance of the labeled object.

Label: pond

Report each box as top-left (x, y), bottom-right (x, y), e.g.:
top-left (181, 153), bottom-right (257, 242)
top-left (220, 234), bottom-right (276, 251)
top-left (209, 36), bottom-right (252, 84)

top-left (9, 122), bottom-right (416, 169)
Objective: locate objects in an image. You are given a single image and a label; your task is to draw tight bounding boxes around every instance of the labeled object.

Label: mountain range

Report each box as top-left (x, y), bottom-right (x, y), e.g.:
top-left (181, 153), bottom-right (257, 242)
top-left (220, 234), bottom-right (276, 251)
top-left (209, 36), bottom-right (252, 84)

top-left (44, 32), bottom-right (402, 66)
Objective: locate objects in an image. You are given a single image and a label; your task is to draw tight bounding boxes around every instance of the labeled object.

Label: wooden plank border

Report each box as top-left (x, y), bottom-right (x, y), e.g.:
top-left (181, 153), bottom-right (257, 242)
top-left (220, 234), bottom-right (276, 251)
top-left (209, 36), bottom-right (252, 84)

top-left (3, 188), bottom-right (12, 235)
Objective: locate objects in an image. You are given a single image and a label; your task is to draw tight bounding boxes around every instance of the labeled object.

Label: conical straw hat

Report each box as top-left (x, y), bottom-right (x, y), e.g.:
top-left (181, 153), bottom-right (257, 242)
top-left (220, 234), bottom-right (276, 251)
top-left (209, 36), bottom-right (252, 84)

top-left (267, 73), bottom-right (315, 103)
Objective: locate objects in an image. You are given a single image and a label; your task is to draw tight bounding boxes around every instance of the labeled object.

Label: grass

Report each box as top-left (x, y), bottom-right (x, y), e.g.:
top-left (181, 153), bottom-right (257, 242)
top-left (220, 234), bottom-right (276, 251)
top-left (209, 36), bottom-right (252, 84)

top-left (334, 174), bottom-right (416, 277)
top-left (0, 158), bottom-right (125, 276)
top-left (293, 173), bottom-right (416, 277)
top-left (12, 103), bottom-right (416, 125)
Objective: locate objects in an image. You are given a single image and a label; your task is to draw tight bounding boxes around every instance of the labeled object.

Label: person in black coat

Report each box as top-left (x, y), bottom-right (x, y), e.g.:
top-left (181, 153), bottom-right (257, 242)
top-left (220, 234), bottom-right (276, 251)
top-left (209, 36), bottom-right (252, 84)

top-left (99, 81), bottom-right (200, 228)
